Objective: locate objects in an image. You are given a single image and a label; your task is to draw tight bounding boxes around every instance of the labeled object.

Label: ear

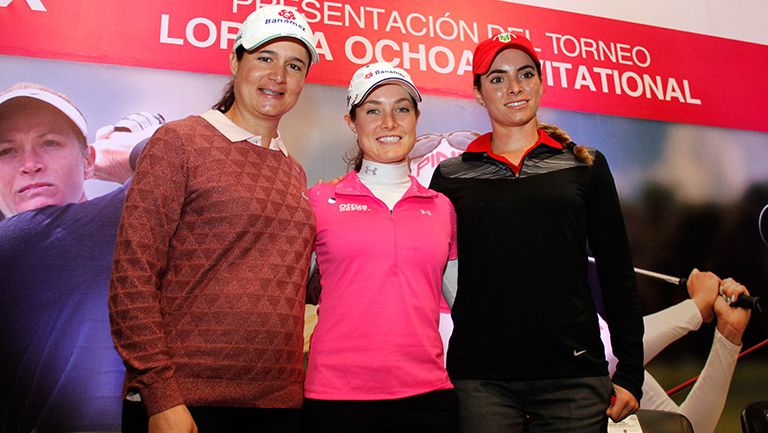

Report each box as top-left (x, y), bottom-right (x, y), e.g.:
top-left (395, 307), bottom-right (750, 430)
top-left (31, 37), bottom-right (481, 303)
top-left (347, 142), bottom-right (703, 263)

top-left (537, 71), bottom-right (546, 98)
top-left (473, 86), bottom-right (486, 107)
top-left (229, 51), bottom-right (240, 76)
top-left (343, 113), bottom-right (357, 136)
top-left (83, 144), bottom-right (96, 180)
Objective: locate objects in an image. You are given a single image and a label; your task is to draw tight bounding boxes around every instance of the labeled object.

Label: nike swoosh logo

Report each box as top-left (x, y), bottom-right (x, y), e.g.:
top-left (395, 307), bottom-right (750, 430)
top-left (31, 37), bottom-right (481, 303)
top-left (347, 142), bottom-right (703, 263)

top-left (574, 349), bottom-right (587, 357)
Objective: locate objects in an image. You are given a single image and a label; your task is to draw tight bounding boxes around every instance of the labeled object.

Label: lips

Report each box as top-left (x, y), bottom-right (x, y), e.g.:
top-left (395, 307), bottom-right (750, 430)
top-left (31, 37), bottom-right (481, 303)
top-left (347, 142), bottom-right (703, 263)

top-left (505, 99), bottom-right (529, 108)
top-left (260, 88), bottom-right (285, 96)
top-left (376, 135), bottom-right (402, 143)
top-left (16, 182), bottom-right (53, 195)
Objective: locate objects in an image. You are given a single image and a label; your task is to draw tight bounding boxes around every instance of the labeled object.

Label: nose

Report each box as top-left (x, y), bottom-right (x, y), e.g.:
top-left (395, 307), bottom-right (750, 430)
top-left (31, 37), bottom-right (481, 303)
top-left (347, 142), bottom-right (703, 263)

top-left (20, 150), bottom-right (44, 174)
top-left (269, 64), bottom-right (286, 84)
top-left (381, 110), bottom-right (397, 129)
top-left (508, 77), bottom-right (523, 94)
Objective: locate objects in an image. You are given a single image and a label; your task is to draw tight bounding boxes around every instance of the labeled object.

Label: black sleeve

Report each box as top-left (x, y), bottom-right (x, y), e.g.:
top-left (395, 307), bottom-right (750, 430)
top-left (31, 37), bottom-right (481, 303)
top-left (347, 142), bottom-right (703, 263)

top-left (305, 265), bottom-right (321, 305)
top-left (587, 151), bottom-right (644, 401)
top-left (428, 164), bottom-right (445, 192)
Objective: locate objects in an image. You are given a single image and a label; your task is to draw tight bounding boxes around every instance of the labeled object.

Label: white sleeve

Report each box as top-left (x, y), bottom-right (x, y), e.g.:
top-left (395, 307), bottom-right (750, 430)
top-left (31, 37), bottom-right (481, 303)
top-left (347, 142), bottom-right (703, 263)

top-left (640, 370), bottom-right (680, 412)
top-left (643, 299), bottom-right (702, 364)
top-left (601, 299), bottom-right (703, 375)
top-left (641, 329), bottom-right (740, 433)
top-left (677, 329), bottom-right (741, 433)
top-left (308, 251), bottom-right (317, 277)
top-left (442, 259), bottom-right (459, 308)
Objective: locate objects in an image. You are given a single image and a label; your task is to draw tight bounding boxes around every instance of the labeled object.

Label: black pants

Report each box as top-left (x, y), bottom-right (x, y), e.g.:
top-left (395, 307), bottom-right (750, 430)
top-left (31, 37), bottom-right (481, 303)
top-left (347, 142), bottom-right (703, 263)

top-left (122, 400), bottom-right (301, 433)
top-left (303, 389), bottom-right (459, 433)
top-left (453, 376), bottom-right (614, 433)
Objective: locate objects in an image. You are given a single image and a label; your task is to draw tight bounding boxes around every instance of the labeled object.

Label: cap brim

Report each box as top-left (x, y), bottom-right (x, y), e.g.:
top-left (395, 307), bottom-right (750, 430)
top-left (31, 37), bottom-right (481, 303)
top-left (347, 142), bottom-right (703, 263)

top-left (236, 33), bottom-right (319, 64)
top-left (355, 77), bottom-right (422, 108)
top-left (0, 88), bottom-right (87, 138)
top-left (474, 44), bottom-right (540, 75)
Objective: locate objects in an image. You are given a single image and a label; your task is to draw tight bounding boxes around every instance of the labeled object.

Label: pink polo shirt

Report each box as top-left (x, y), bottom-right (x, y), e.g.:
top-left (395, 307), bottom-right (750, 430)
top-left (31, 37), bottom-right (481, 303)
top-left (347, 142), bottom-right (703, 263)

top-left (305, 171), bottom-right (457, 400)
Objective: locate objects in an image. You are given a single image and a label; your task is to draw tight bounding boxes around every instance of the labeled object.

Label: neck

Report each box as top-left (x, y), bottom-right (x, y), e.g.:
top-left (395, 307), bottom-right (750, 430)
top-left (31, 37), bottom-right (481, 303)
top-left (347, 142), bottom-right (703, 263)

top-left (357, 160), bottom-right (411, 211)
top-left (489, 119), bottom-right (539, 154)
top-left (358, 160), bottom-right (410, 184)
top-left (225, 102), bottom-right (279, 146)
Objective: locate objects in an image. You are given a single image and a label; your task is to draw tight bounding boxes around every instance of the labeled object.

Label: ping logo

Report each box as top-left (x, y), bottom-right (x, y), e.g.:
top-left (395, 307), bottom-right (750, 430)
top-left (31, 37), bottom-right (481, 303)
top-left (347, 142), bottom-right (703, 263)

top-left (0, 0), bottom-right (47, 11)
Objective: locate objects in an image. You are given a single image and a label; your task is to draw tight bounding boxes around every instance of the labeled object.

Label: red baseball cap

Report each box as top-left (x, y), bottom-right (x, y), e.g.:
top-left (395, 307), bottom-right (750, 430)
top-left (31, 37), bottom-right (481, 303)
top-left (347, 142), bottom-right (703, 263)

top-left (473, 32), bottom-right (540, 75)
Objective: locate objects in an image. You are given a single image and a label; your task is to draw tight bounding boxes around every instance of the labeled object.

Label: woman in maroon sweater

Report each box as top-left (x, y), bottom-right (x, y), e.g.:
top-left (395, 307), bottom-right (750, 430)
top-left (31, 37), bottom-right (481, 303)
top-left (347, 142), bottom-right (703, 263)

top-left (109, 6), bottom-right (318, 433)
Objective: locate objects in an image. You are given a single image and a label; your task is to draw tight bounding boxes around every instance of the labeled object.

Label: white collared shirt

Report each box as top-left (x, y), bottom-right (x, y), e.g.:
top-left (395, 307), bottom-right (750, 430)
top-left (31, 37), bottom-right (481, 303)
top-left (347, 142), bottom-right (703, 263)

top-left (200, 109), bottom-right (288, 156)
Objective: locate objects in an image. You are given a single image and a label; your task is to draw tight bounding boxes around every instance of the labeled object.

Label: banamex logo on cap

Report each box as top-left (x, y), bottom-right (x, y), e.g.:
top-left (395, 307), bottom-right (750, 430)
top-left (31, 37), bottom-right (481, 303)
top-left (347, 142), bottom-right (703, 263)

top-left (372, 68), bottom-right (408, 80)
top-left (364, 72), bottom-right (374, 79)
top-left (263, 10), bottom-right (307, 32)
top-left (278, 9), bottom-right (295, 20)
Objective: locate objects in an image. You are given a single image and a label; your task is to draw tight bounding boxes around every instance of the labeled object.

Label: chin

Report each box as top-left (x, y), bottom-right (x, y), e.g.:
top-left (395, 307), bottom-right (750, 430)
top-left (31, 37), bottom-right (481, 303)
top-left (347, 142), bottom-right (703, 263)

top-left (16, 197), bottom-right (64, 214)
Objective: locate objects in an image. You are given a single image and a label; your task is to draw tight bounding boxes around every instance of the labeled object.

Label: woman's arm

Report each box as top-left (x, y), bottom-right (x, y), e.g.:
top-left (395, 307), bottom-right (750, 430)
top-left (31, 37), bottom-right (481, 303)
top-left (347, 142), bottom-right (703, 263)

top-left (108, 123), bottom-right (188, 417)
top-left (586, 151), bottom-right (644, 404)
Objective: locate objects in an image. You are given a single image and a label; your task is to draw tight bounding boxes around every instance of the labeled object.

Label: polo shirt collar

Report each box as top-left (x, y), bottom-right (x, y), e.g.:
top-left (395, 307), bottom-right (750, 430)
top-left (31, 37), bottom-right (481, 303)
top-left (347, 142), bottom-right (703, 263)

top-left (463, 128), bottom-right (562, 173)
top-left (201, 109), bottom-right (288, 156)
top-left (465, 128), bottom-right (562, 153)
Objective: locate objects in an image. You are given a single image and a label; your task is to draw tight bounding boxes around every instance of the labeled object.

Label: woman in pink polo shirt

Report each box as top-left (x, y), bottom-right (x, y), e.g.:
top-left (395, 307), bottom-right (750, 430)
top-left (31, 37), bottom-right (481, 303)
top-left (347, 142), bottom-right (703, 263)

top-left (303, 62), bottom-right (459, 433)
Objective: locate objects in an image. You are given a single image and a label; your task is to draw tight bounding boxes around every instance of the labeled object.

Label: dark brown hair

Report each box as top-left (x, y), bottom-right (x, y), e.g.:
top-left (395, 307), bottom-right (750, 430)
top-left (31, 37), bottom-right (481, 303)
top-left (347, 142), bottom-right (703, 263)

top-left (212, 46), bottom-right (246, 113)
top-left (538, 123), bottom-right (593, 165)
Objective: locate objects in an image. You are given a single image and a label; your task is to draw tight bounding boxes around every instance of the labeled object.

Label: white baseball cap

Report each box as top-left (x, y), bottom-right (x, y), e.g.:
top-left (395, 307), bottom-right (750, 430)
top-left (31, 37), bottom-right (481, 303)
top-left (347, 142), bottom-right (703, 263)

top-left (234, 5), bottom-right (318, 64)
top-left (0, 83), bottom-right (87, 139)
top-left (346, 62), bottom-right (422, 112)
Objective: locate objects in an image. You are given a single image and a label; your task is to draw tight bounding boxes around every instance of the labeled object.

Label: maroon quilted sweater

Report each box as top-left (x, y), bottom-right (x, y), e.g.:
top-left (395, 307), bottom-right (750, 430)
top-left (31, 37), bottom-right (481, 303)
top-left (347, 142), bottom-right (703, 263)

top-left (109, 116), bottom-right (315, 415)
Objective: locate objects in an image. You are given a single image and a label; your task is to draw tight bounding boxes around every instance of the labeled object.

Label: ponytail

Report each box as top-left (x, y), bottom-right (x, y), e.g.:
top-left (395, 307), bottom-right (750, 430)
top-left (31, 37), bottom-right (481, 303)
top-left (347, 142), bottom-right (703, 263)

top-left (538, 123), bottom-right (593, 166)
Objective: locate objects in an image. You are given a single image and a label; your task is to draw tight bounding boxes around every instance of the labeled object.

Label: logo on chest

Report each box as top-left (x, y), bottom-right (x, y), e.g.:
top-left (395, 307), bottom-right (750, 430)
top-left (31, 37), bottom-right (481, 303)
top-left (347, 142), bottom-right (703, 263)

top-left (338, 203), bottom-right (370, 212)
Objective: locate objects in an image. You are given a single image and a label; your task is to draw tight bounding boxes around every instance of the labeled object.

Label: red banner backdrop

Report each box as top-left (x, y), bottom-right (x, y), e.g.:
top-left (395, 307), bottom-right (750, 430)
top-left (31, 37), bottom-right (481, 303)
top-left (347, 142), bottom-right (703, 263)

top-left (2, 0), bottom-right (767, 132)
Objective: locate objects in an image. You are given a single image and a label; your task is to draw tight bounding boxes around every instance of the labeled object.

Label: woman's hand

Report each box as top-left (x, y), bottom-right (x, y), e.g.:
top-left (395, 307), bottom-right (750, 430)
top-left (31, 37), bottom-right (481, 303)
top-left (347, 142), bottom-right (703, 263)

top-left (148, 404), bottom-right (198, 433)
top-left (606, 383), bottom-right (639, 423)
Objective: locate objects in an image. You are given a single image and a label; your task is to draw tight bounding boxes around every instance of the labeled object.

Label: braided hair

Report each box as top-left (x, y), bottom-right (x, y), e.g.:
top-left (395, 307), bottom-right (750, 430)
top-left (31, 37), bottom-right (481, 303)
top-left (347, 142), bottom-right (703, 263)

top-left (538, 122), bottom-right (593, 166)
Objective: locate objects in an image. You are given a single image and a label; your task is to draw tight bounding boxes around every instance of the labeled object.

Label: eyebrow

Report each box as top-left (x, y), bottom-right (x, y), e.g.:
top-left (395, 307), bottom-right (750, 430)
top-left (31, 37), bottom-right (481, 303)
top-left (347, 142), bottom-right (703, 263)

top-left (485, 64), bottom-right (536, 77)
top-left (257, 49), bottom-right (308, 66)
